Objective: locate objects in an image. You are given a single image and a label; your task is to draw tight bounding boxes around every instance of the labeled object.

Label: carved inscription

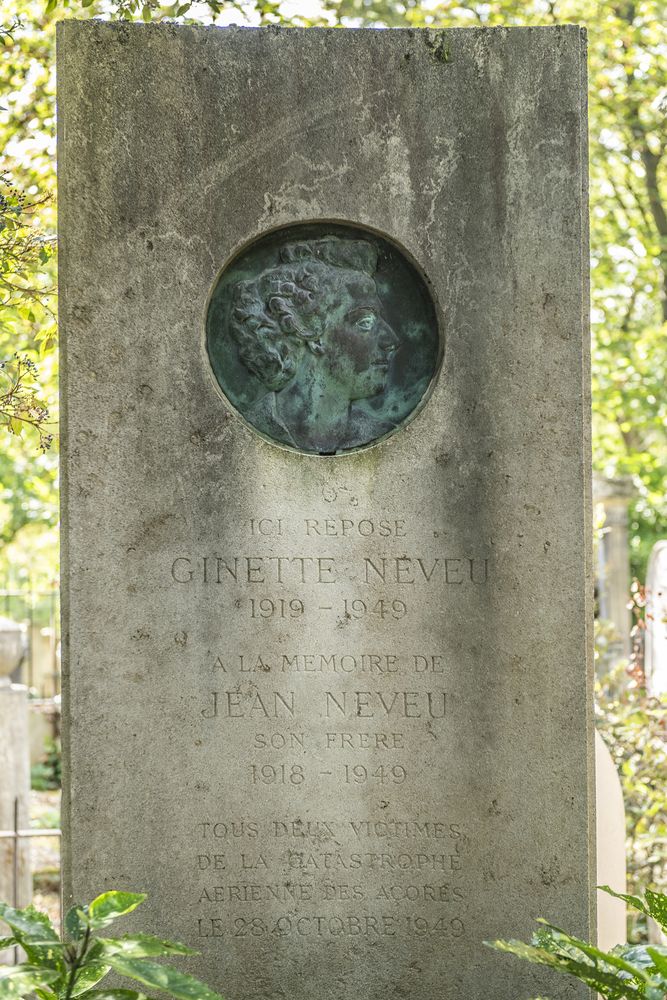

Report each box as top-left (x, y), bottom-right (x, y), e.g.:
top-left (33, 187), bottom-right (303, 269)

top-left (166, 514), bottom-right (484, 945)
top-left (194, 819), bottom-right (469, 941)
top-left (201, 689), bottom-right (446, 722)
top-left (171, 555), bottom-right (488, 587)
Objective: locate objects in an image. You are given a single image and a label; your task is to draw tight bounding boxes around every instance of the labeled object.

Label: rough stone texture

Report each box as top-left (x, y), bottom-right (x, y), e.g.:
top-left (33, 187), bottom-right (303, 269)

top-left (0, 682), bottom-right (31, 960)
top-left (59, 23), bottom-right (593, 1000)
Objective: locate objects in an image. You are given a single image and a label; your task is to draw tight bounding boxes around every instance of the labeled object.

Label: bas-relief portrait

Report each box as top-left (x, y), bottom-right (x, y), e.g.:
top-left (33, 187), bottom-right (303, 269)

top-left (206, 224), bottom-right (441, 455)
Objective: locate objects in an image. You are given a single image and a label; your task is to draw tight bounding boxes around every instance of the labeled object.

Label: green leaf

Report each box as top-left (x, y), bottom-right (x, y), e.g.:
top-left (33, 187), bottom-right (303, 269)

top-left (106, 956), bottom-right (225, 1000)
top-left (98, 934), bottom-right (197, 958)
top-left (0, 904), bottom-right (63, 971)
top-left (598, 888), bottom-right (667, 937)
top-left (0, 965), bottom-right (59, 1000)
top-left (76, 992), bottom-right (156, 1000)
top-left (14, 939), bottom-right (65, 950)
top-left (142, 4), bottom-right (152, 19)
top-left (35, 990), bottom-right (59, 1000)
top-left (614, 945), bottom-right (660, 970)
top-left (0, 937), bottom-right (16, 949)
top-left (598, 885), bottom-right (648, 916)
top-left (86, 892), bottom-right (146, 930)
top-left (535, 920), bottom-right (651, 983)
top-left (645, 890), bottom-right (667, 934)
top-left (70, 963), bottom-right (112, 997)
top-left (486, 939), bottom-right (638, 997)
top-left (647, 948), bottom-right (667, 977)
top-left (613, 944), bottom-right (667, 969)
top-left (65, 905), bottom-right (87, 942)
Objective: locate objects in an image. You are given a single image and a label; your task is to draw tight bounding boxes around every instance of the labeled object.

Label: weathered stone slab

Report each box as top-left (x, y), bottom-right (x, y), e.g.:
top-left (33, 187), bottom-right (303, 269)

top-left (58, 22), bottom-right (593, 1000)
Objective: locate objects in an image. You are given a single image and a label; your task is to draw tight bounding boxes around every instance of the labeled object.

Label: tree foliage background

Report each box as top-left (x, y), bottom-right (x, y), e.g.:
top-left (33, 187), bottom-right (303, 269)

top-left (1, 0), bottom-right (666, 915)
top-left (1, 0), bottom-right (665, 586)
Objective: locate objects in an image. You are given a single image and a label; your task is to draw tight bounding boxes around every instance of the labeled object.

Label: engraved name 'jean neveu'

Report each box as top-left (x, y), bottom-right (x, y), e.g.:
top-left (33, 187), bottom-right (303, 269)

top-left (206, 226), bottom-right (441, 454)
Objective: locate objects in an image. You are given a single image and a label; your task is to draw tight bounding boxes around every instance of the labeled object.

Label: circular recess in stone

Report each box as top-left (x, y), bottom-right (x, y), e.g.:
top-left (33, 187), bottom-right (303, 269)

top-left (206, 222), bottom-right (441, 456)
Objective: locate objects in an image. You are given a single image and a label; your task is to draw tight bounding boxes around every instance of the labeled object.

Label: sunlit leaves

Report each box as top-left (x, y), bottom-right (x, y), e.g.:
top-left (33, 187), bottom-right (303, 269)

top-left (97, 935), bottom-right (197, 959)
top-left (0, 903), bottom-right (65, 978)
top-left (0, 893), bottom-right (221, 1000)
top-left (64, 907), bottom-right (87, 945)
top-left (487, 890), bottom-right (667, 998)
top-left (0, 902), bottom-right (60, 945)
top-left (1, 0), bottom-right (665, 588)
top-left (0, 3), bottom-right (60, 581)
top-left (76, 992), bottom-right (157, 1000)
top-left (69, 963), bottom-right (112, 998)
top-left (0, 965), bottom-right (60, 1000)
top-left (105, 956), bottom-right (225, 1000)
top-left (0, 353), bottom-right (52, 449)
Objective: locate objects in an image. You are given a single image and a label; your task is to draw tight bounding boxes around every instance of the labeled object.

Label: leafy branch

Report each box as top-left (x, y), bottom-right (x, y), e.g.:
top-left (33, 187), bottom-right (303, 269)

top-left (0, 176), bottom-right (54, 314)
top-left (487, 886), bottom-right (667, 999)
top-left (0, 354), bottom-right (53, 450)
top-left (0, 891), bottom-right (226, 1000)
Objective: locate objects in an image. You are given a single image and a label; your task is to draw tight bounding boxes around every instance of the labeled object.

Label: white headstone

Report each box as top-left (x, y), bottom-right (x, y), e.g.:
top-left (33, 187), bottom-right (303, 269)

top-left (645, 541), bottom-right (667, 696)
top-left (595, 731), bottom-right (626, 950)
top-left (0, 682), bottom-right (31, 960)
top-left (593, 475), bottom-right (634, 662)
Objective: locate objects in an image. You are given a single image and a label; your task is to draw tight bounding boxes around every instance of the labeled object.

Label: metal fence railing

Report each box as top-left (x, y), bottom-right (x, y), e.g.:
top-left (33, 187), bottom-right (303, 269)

top-left (0, 798), bottom-right (62, 964)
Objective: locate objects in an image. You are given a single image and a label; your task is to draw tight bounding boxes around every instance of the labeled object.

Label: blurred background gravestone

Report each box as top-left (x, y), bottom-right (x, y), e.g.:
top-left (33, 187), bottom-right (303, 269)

top-left (595, 731), bottom-right (627, 949)
top-left (0, 619), bottom-right (31, 961)
top-left (593, 474), bottom-right (635, 664)
top-left (645, 540), bottom-right (667, 697)
top-left (592, 474), bottom-right (632, 944)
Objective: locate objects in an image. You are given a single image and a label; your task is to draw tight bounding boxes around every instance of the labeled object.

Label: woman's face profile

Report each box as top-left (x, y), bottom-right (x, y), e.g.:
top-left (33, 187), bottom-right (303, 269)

top-left (316, 269), bottom-right (399, 402)
top-left (206, 223), bottom-right (441, 455)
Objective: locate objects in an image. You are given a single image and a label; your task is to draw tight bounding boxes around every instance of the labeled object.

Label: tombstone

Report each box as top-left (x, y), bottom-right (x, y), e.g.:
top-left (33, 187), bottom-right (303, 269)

top-left (0, 616), bottom-right (27, 684)
top-left (0, 676), bottom-right (31, 960)
top-left (645, 540), bottom-right (667, 696)
top-left (593, 474), bottom-right (635, 663)
top-left (58, 23), bottom-right (593, 1000)
top-left (595, 732), bottom-right (626, 950)
top-left (29, 699), bottom-right (60, 768)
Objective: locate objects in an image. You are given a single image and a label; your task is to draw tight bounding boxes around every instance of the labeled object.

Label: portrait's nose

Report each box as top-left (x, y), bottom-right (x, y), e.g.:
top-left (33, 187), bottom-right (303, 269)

top-left (378, 319), bottom-right (399, 356)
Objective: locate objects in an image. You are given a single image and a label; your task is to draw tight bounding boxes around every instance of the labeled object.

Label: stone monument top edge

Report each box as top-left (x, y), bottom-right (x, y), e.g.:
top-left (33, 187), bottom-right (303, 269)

top-left (55, 18), bottom-right (587, 39)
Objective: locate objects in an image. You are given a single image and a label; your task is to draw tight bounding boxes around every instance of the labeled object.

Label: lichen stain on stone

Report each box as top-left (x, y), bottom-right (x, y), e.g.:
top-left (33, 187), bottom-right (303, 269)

top-left (423, 31), bottom-right (452, 65)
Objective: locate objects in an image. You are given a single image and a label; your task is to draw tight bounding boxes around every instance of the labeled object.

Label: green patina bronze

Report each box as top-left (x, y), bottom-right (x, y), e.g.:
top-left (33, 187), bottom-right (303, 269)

top-left (206, 223), bottom-right (441, 455)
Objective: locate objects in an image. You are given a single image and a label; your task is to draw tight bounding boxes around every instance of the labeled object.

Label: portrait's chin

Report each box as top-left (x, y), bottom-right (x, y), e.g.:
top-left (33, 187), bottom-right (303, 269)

top-left (369, 367), bottom-right (389, 396)
top-left (352, 371), bottom-right (386, 401)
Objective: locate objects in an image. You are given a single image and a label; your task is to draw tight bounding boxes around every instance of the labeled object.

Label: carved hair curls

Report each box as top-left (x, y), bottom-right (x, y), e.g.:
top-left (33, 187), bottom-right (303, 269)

top-left (229, 237), bottom-right (377, 390)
